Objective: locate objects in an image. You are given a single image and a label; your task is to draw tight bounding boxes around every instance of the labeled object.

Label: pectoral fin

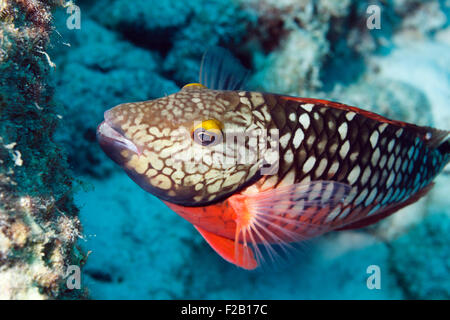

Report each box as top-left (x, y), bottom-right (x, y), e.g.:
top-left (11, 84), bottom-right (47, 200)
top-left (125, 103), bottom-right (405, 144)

top-left (226, 181), bottom-right (354, 268)
top-left (194, 225), bottom-right (258, 270)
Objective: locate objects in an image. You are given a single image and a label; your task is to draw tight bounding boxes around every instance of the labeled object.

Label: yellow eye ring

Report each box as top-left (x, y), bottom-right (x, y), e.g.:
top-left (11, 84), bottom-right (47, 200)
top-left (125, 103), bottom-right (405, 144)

top-left (194, 119), bottom-right (223, 131)
top-left (192, 119), bottom-right (223, 146)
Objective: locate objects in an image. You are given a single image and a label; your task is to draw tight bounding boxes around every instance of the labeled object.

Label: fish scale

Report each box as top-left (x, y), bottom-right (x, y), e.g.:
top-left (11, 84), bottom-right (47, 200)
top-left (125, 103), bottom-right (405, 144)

top-left (241, 93), bottom-right (447, 233)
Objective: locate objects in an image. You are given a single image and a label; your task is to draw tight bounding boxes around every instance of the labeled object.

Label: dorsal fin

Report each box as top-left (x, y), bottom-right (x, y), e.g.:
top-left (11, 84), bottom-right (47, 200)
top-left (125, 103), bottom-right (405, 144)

top-left (281, 96), bottom-right (411, 127)
top-left (199, 47), bottom-right (249, 90)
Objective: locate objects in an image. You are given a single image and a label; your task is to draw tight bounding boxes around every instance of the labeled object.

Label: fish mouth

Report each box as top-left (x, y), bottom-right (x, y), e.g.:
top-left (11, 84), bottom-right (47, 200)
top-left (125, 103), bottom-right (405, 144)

top-left (97, 119), bottom-right (140, 165)
top-left (97, 121), bottom-right (140, 153)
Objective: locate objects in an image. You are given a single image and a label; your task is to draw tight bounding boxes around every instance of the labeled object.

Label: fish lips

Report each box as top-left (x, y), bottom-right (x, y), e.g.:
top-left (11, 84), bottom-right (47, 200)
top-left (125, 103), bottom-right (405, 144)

top-left (97, 120), bottom-right (140, 166)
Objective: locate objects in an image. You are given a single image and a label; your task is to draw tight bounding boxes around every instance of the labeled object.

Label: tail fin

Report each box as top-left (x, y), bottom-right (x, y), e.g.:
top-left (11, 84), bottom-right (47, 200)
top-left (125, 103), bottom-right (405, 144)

top-left (437, 136), bottom-right (450, 157)
top-left (419, 127), bottom-right (448, 149)
top-left (435, 132), bottom-right (450, 169)
top-left (420, 127), bottom-right (449, 165)
top-left (415, 127), bottom-right (450, 177)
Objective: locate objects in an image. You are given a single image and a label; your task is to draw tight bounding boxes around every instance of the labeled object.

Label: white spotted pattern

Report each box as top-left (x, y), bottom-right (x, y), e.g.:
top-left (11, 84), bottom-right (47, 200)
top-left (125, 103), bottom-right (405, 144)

top-left (299, 113), bottom-right (310, 129)
top-left (339, 140), bottom-right (350, 158)
top-left (347, 165), bottom-right (361, 185)
top-left (293, 128), bottom-right (304, 149)
top-left (370, 131), bottom-right (379, 148)
top-left (303, 156), bottom-right (316, 173)
top-left (338, 122), bottom-right (348, 140)
top-left (346, 112), bottom-right (356, 121)
top-left (301, 103), bottom-right (314, 112)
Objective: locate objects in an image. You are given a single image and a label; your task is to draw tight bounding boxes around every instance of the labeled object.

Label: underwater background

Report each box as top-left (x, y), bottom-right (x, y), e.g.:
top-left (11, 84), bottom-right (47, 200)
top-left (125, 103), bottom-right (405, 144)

top-left (0, 0), bottom-right (449, 299)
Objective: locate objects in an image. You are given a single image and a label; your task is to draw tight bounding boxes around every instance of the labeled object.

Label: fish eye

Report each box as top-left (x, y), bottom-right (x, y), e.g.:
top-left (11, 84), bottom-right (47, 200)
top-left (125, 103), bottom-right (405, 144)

top-left (192, 119), bottom-right (223, 147)
top-left (193, 128), bottom-right (218, 146)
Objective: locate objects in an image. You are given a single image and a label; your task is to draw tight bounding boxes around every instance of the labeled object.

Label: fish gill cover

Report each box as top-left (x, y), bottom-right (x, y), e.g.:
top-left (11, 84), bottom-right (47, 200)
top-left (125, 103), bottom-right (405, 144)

top-left (1, 0), bottom-right (450, 299)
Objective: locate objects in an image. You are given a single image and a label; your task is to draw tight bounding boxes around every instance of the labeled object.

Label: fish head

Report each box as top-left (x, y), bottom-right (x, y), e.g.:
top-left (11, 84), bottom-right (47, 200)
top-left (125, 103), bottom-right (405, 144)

top-left (97, 86), bottom-right (272, 206)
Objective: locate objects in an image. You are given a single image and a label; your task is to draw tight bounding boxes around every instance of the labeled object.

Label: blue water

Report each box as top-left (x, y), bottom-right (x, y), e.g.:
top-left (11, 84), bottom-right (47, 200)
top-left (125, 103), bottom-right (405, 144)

top-left (51, 0), bottom-right (450, 299)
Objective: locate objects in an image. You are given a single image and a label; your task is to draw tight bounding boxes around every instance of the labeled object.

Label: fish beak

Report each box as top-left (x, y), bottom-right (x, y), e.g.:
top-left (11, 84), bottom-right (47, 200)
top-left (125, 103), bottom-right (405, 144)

top-left (97, 120), bottom-right (141, 165)
top-left (97, 121), bottom-right (140, 153)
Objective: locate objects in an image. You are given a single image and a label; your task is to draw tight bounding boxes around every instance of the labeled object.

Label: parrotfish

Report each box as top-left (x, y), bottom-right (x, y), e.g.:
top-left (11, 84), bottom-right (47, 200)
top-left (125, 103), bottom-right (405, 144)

top-left (97, 47), bottom-right (449, 270)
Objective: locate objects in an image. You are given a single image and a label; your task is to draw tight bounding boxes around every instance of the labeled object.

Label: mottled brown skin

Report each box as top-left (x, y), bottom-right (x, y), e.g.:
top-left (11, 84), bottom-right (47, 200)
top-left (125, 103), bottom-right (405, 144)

top-left (99, 86), bottom-right (449, 235)
top-left (102, 87), bottom-right (269, 205)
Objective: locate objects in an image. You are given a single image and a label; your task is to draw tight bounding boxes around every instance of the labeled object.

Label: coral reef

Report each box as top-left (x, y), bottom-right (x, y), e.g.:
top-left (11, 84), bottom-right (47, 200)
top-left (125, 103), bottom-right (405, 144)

top-left (245, 0), bottom-right (352, 94)
top-left (0, 0), bottom-right (85, 299)
top-left (390, 213), bottom-right (450, 299)
top-left (90, 0), bottom-right (255, 84)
